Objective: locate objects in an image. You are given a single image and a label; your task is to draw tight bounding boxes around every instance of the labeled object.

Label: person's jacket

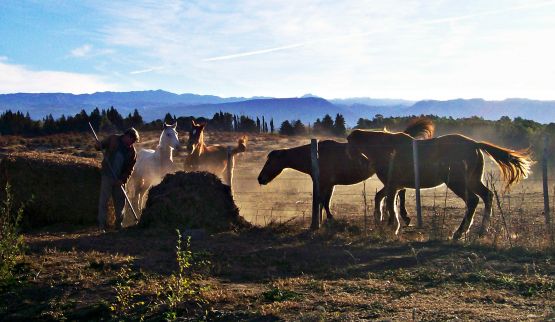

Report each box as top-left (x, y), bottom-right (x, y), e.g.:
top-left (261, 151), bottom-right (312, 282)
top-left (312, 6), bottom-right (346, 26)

top-left (98, 134), bottom-right (136, 184)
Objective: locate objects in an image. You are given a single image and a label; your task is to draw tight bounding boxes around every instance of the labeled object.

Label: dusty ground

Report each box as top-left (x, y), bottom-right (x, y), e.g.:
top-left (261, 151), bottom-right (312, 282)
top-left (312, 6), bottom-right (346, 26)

top-left (2, 221), bottom-right (555, 321)
top-left (1, 130), bottom-right (555, 321)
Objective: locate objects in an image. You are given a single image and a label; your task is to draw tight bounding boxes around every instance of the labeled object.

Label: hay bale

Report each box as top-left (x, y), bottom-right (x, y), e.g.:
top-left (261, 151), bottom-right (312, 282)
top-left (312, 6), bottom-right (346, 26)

top-left (140, 171), bottom-right (250, 232)
top-left (0, 151), bottom-right (112, 227)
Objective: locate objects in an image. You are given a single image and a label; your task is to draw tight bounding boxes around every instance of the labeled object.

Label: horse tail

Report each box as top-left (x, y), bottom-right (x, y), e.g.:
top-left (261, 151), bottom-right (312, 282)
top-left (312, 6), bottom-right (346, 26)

top-left (403, 118), bottom-right (435, 139)
top-left (477, 141), bottom-right (533, 187)
top-left (232, 136), bottom-right (248, 155)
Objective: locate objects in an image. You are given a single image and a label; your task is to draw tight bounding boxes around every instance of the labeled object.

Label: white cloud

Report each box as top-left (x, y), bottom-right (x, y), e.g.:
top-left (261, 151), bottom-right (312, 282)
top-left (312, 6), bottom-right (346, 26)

top-left (70, 44), bottom-right (93, 57)
top-left (87, 0), bottom-right (555, 99)
top-left (0, 59), bottom-right (119, 94)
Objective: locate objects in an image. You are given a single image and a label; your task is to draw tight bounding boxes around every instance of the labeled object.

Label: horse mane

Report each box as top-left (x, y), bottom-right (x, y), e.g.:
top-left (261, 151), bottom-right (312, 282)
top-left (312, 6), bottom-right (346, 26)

top-left (403, 118), bottom-right (435, 139)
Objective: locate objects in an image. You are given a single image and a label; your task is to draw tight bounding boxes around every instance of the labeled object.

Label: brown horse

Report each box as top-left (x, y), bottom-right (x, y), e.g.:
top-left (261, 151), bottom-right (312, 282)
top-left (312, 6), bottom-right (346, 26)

top-left (184, 120), bottom-right (247, 185)
top-left (347, 129), bottom-right (533, 239)
top-left (257, 118), bottom-right (436, 223)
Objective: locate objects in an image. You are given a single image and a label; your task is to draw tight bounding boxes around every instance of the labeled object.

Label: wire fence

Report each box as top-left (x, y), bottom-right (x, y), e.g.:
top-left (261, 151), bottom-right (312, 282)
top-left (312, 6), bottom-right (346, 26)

top-left (230, 165), bottom-right (555, 228)
top-left (161, 133), bottom-right (554, 245)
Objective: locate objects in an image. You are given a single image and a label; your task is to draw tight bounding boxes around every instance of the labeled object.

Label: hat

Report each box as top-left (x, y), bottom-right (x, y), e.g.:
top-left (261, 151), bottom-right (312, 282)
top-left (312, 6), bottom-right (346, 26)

top-left (124, 127), bottom-right (140, 142)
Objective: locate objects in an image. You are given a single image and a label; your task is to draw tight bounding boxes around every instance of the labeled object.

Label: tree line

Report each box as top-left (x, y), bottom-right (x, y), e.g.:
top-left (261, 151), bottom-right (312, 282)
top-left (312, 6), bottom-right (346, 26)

top-left (0, 108), bottom-right (276, 136)
top-left (3, 107), bottom-right (554, 156)
top-left (0, 107), bottom-right (349, 137)
top-left (277, 113), bottom-right (346, 136)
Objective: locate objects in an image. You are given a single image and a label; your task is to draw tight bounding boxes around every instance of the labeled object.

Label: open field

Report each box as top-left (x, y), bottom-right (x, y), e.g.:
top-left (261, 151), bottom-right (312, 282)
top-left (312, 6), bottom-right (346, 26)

top-left (1, 130), bottom-right (555, 320)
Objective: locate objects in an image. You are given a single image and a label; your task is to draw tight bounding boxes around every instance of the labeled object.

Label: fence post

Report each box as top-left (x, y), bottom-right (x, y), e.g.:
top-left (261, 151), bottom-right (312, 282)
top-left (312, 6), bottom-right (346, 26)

top-left (363, 180), bottom-right (368, 235)
top-left (226, 146), bottom-right (233, 188)
top-left (543, 136), bottom-right (551, 227)
top-left (413, 140), bottom-right (423, 228)
top-left (311, 139), bottom-right (321, 230)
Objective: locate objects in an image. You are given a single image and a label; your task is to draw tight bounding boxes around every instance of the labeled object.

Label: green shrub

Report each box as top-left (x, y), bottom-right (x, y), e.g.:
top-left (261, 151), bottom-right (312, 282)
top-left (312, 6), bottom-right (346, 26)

top-left (158, 230), bottom-right (207, 314)
top-left (0, 183), bottom-right (25, 286)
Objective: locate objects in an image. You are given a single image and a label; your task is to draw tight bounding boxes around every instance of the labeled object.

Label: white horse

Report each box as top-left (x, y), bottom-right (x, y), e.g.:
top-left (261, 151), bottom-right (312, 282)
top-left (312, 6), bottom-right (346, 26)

top-left (131, 123), bottom-right (180, 211)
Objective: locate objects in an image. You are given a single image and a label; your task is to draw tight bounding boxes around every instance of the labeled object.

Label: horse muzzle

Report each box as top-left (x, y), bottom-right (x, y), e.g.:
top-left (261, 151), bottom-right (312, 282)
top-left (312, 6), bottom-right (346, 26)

top-left (257, 173), bottom-right (270, 185)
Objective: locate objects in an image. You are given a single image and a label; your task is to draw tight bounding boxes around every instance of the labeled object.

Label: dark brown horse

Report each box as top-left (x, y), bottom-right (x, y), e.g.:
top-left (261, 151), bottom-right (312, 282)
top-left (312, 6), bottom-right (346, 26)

top-left (257, 119), bottom-right (435, 223)
top-left (347, 129), bottom-right (532, 239)
top-left (184, 120), bottom-right (247, 185)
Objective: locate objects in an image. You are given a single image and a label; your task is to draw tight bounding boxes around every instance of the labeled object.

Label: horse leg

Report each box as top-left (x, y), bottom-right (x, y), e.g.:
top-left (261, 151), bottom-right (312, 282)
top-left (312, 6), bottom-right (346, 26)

top-left (472, 181), bottom-right (494, 237)
top-left (397, 189), bottom-right (411, 226)
top-left (385, 188), bottom-right (401, 234)
top-left (321, 185), bottom-right (335, 221)
top-left (223, 156), bottom-right (235, 186)
top-left (374, 187), bottom-right (387, 225)
top-left (448, 180), bottom-right (480, 240)
top-left (131, 178), bottom-right (142, 213)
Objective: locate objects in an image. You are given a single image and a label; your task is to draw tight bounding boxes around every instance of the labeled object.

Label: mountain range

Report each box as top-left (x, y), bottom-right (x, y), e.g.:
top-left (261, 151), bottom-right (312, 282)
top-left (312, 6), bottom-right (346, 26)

top-left (1, 90), bottom-right (554, 126)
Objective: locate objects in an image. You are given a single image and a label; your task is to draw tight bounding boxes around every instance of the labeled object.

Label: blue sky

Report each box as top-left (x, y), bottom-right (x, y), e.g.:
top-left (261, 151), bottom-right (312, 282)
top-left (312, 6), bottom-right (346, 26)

top-left (1, 0), bottom-right (555, 100)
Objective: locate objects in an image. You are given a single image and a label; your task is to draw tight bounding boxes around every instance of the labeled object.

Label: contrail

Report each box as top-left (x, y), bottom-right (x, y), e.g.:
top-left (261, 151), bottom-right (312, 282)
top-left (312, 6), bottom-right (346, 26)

top-left (130, 66), bottom-right (165, 75)
top-left (202, 0), bottom-right (555, 62)
top-left (203, 43), bottom-right (306, 62)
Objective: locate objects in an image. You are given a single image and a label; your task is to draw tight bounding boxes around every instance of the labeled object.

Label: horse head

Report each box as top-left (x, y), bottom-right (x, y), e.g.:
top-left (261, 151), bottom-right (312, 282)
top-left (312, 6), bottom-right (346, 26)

top-left (258, 150), bottom-right (286, 185)
top-left (187, 120), bottom-right (206, 153)
top-left (161, 122), bottom-right (180, 150)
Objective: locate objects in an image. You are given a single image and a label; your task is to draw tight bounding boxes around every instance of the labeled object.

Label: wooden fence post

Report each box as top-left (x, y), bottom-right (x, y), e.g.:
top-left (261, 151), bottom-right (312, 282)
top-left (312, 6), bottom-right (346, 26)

top-left (311, 139), bottom-right (321, 230)
top-left (543, 136), bottom-right (551, 227)
top-left (226, 146), bottom-right (233, 189)
top-left (413, 140), bottom-right (423, 228)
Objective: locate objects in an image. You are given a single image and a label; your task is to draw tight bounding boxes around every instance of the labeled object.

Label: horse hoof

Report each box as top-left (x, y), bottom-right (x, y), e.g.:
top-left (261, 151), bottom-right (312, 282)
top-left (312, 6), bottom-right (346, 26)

top-left (452, 231), bottom-right (462, 240)
top-left (403, 218), bottom-right (411, 226)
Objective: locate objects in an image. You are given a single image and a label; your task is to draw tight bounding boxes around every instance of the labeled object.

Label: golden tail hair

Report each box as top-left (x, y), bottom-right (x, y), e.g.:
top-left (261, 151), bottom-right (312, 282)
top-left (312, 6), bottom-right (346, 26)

top-left (477, 141), bottom-right (533, 188)
top-left (232, 136), bottom-right (248, 155)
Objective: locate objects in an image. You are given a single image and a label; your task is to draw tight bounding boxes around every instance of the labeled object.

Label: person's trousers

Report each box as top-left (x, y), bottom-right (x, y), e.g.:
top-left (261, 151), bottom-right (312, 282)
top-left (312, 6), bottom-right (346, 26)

top-left (98, 175), bottom-right (125, 229)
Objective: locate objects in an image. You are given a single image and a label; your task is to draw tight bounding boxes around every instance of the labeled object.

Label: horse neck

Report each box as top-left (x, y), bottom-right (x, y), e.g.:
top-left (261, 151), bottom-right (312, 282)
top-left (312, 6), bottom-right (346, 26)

top-left (190, 140), bottom-right (206, 160)
top-left (157, 144), bottom-right (173, 163)
top-left (195, 132), bottom-right (207, 155)
top-left (281, 147), bottom-right (310, 173)
top-left (155, 145), bottom-right (173, 171)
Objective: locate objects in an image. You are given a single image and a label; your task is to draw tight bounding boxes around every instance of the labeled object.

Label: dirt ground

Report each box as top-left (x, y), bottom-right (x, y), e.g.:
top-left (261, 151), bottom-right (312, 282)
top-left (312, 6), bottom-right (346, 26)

top-left (2, 221), bottom-right (555, 321)
top-left (1, 130), bottom-right (555, 321)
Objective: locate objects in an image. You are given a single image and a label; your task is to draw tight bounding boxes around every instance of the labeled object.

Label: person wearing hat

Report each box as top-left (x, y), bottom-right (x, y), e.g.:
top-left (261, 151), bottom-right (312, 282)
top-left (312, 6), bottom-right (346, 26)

top-left (95, 127), bottom-right (140, 231)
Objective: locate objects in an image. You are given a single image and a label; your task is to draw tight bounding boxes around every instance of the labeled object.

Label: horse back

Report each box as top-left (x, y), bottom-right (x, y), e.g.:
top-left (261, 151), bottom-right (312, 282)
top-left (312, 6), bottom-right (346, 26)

top-left (318, 140), bottom-right (374, 185)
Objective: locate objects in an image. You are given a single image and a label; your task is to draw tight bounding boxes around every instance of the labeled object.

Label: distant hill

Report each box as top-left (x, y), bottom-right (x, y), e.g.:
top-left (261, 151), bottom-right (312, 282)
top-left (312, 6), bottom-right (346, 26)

top-left (330, 97), bottom-right (414, 107)
top-left (0, 90), bottom-right (255, 118)
top-left (1, 90), bottom-right (554, 125)
top-left (158, 97), bottom-right (353, 124)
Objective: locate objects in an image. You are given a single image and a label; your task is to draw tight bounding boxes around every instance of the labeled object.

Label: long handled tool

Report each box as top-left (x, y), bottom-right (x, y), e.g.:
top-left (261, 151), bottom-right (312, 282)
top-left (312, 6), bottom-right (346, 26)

top-left (89, 122), bottom-right (139, 223)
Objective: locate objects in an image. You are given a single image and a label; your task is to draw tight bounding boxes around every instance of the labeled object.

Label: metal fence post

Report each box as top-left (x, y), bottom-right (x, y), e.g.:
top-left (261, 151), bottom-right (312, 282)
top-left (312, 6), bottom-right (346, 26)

top-left (226, 146), bottom-right (233, 188)
top-left (543, 136), bottom-right (551, 227)
top-left (413, 140), bottom-right (423, 228)
top-left (311, 139), bottom-right (321, 230)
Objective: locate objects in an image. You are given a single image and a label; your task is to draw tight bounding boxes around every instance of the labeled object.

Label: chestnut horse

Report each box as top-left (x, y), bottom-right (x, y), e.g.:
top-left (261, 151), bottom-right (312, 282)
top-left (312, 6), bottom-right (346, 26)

top-left (184, 120), bottom-right (247, 185)
top-left (257, 118), bottom-right (435, 223)
top-left (347, 129), bottom-right (532, 239)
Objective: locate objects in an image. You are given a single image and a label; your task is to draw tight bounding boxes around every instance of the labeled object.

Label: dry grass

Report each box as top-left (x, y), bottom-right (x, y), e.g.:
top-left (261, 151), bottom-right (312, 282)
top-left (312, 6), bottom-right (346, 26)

top-left (1, 131), bottom-right (554, 320)
top-left (1, 221), bottom-right (554, 320)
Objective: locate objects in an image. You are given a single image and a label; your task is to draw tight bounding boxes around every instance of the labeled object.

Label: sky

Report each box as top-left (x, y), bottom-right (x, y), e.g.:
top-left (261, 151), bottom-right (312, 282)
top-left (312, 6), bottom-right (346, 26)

top-left (1, 0), bottom-right (555, 100)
